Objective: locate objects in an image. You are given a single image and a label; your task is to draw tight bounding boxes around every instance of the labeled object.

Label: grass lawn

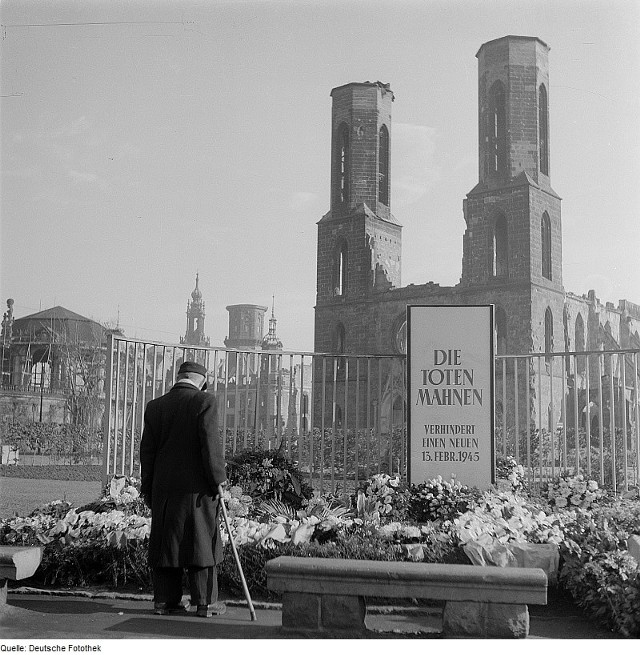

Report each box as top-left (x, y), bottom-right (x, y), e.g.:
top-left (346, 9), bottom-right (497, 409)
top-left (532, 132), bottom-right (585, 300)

top-left (0, 477), bottom-right (102, 519)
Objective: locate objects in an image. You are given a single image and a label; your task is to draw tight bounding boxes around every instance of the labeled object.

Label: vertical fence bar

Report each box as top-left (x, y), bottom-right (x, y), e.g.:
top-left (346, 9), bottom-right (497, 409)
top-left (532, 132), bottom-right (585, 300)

top-left (585, 355), bottom-right (591, 478)
top-left (150, 345), bottom-right (158, 400)
top-left (130, 341), bottom-right (139, 476)
top-left (320, 357), bottom-right (326, 493)
top-left (621, 352), bottom-right (628, 492)
top-left (112, 339), bottom-right (122, 476)
top-left (526, 357), bottom-right (531, 480)
top-left (514, 357), bottom-right (520, 465)
top-left (501, 358), bottom-right (507, 457)
top-left (355, 358), bottom-right (360, 489)
top-left (252, 351), bottom-right (258, 450)
top-left (560, 355), bottom-right (567, 470)
top-left (537, 356), bottom-right (543, 483)
top-left (331, 358), bottom-right (337, 493)
top-left (597, 353), bottom-right (605, 485)
top-left (298, 357), bottom-right (304, 468)
top-left (254, 353), bottom-right (264, 450)
top-left (212, 349), bottom-right (219, 396)
top-left (288, 354), bottom-right (294, 460)
top-left (138, 343), bottom-right (148, 478)
top-left (403, 356), bottom-right (408, 480)
top-left (242, 353), bottom-right (249, 450)
top-left (389, 359), bottom-right (394, 475)
top-left (233, 353), bottom-right (240, 454)
top-left (222, 351), bottom-right (229, 455)
top-left (366, 358), bottom-right (371, 479)
top-left (160, 346), bottom-right (167, 396)
top-left (571, 354), bottom-right (579, 475)
top-left (171, 346), bottom-right (178, 390)
top-left (377, 359), bottom-right (382, 475)
top-left (265, 354), bottom-right (273, 448)
top-left (308, 356), bottom-right (315, 487)
top-left (343, 357), bottom-right (349, 493)
top-left (634, 352), bottom-right (640, 488)
top-left (121, 341), bottom-right (130, 476)
top-left (609, 354), bottom-right (617, 494)
top-left (276, 353), bottom-right (283, 450)
top-left (549, 357), bottom-right (555, 479)
top-left (101, 333), bottom-right (115, 485)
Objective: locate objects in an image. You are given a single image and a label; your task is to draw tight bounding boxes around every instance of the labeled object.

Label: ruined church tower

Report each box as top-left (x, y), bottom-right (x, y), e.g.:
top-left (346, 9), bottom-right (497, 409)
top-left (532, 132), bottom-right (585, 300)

top-left (460, 36), bottom-right (565, 355)
top-left (314, 81), bottom-right (402, 354)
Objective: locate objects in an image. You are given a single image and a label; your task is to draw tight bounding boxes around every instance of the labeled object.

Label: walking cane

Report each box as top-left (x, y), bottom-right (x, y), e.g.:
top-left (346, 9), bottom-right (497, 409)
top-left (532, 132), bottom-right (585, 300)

top-left (218, 490), bottom-right (257, 621)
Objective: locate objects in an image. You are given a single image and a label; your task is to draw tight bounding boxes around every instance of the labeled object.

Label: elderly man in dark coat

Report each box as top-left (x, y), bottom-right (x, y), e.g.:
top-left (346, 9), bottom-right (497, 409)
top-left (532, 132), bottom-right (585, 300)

top-left (140, 360), bottom-right (227, 618)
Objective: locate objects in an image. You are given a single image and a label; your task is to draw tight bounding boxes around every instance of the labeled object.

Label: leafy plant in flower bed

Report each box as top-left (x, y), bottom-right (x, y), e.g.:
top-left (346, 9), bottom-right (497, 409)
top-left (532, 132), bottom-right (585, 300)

top-left (407, 476), bottom-right (481, 523)
top-left (559, 500), bottom-right (640, 637)
top-left (495, 455), bottom-right (527, 492)
top-left (540, 472), bottom-right (606, 510)
top-left (354, 473), bottom-right (411, 523)
top-left (226, 448), bottom-right (314, 509)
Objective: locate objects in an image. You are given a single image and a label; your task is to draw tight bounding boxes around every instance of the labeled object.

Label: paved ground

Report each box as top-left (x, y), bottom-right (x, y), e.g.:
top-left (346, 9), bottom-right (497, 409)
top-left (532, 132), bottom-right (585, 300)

top-left (0, 588), bottom-right (624, 640)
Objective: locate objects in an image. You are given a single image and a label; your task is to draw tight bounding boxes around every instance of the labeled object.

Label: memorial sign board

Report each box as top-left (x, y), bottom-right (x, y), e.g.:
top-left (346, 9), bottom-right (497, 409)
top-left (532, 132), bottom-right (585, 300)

top-left (407, 305), bottom-right (494, 487)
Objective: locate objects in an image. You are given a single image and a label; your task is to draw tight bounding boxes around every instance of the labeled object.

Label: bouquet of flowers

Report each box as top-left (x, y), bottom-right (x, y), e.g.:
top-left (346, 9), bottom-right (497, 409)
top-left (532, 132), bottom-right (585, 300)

top-left (542, 473), bottom-right (605, 510)
top-left (408, 475), bottom-right (478, 523)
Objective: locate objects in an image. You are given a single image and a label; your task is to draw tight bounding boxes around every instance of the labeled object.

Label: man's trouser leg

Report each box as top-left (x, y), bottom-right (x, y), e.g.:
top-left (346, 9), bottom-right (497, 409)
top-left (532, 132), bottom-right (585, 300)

top-left (187, 565), bottom-right (217, 606)
top-left (153, 567), bottom-right (184, 606)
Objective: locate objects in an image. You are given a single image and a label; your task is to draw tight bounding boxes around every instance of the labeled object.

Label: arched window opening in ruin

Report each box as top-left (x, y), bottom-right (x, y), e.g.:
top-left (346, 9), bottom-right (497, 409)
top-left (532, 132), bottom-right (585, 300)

top-left (495, 306), bottom-right (508, 355)
top-left (334, 403), bottom-right (343, 429)
top-left (545, 307), bottom-right (554, 363)
top-left (489, 214), bottom-right (508, 277)
top-left (335, 123), bottom-right (350, 206)
top-left (378, 125), bottom-right (390, 206)
top-left (541, 212), bottom-right (552, 280)
top-left (539, 84), bottom-right (549, 175)
top-left (489, 81), bottom-right (507, 175)
top-left (392, 395), bottom-right (405, 428)
top-left (334, 240), bottom-right (348, 296)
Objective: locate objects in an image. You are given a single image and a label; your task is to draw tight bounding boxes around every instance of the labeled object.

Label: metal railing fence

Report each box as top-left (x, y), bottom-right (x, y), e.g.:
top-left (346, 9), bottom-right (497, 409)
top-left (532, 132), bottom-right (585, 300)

top-left (495, 348), bottom-right (640, 493)
top-left (102, 334), bottom-right (639, 494)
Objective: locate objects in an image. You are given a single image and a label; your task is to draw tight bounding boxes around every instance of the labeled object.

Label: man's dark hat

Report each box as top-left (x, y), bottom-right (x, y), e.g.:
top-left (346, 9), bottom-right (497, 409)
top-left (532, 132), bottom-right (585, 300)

top-left (178, 361), bottom-right (207, 377)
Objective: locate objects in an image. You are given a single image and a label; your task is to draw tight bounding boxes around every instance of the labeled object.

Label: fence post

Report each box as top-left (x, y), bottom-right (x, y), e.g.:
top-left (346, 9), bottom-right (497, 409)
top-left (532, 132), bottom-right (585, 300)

top-left (101, 332), bottom-right (115, 487)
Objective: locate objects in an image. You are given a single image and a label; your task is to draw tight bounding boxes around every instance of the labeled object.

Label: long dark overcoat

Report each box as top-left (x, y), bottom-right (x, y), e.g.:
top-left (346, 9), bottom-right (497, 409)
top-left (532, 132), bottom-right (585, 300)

top-left (140, 381), bottom-right (227, 568)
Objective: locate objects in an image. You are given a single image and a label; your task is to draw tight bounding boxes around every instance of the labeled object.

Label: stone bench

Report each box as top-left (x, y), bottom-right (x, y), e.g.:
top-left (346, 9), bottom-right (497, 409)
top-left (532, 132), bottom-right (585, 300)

top-left (0, 546), bottom-right (42, 606)
top-left (266, 556), bottom-right (547, 638)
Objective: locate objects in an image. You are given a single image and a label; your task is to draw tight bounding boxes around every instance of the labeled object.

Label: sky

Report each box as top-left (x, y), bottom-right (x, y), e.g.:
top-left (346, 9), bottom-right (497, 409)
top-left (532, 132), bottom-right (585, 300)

top-left (1, 0), bottom-right (639, 352)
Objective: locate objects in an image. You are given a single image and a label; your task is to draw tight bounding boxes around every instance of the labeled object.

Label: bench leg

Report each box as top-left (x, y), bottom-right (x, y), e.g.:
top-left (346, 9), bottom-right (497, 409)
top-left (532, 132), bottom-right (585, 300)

top-left (443, 600), bottom-right (530, 638)
top-left (281, 592), bottom-right (366, 633)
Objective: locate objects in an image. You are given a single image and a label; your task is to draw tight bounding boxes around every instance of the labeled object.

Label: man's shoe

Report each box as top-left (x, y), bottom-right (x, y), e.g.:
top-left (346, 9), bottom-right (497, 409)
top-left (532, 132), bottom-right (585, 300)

top-left (153, 602), bottom-right (189, 615)
top-left (196, 602), bottom-right (227, 617)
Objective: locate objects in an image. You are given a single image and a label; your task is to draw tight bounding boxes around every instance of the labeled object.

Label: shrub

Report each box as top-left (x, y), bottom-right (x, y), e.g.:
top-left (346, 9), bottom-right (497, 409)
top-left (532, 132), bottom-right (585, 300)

top-left (226, 448), bottom-right (313, 508)
top-left (0, 421), bottom-right (101, 457)
top-left (559, 501), bottom-right (640, 636)
top-left (0, 465), bottom-right (102, 481)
